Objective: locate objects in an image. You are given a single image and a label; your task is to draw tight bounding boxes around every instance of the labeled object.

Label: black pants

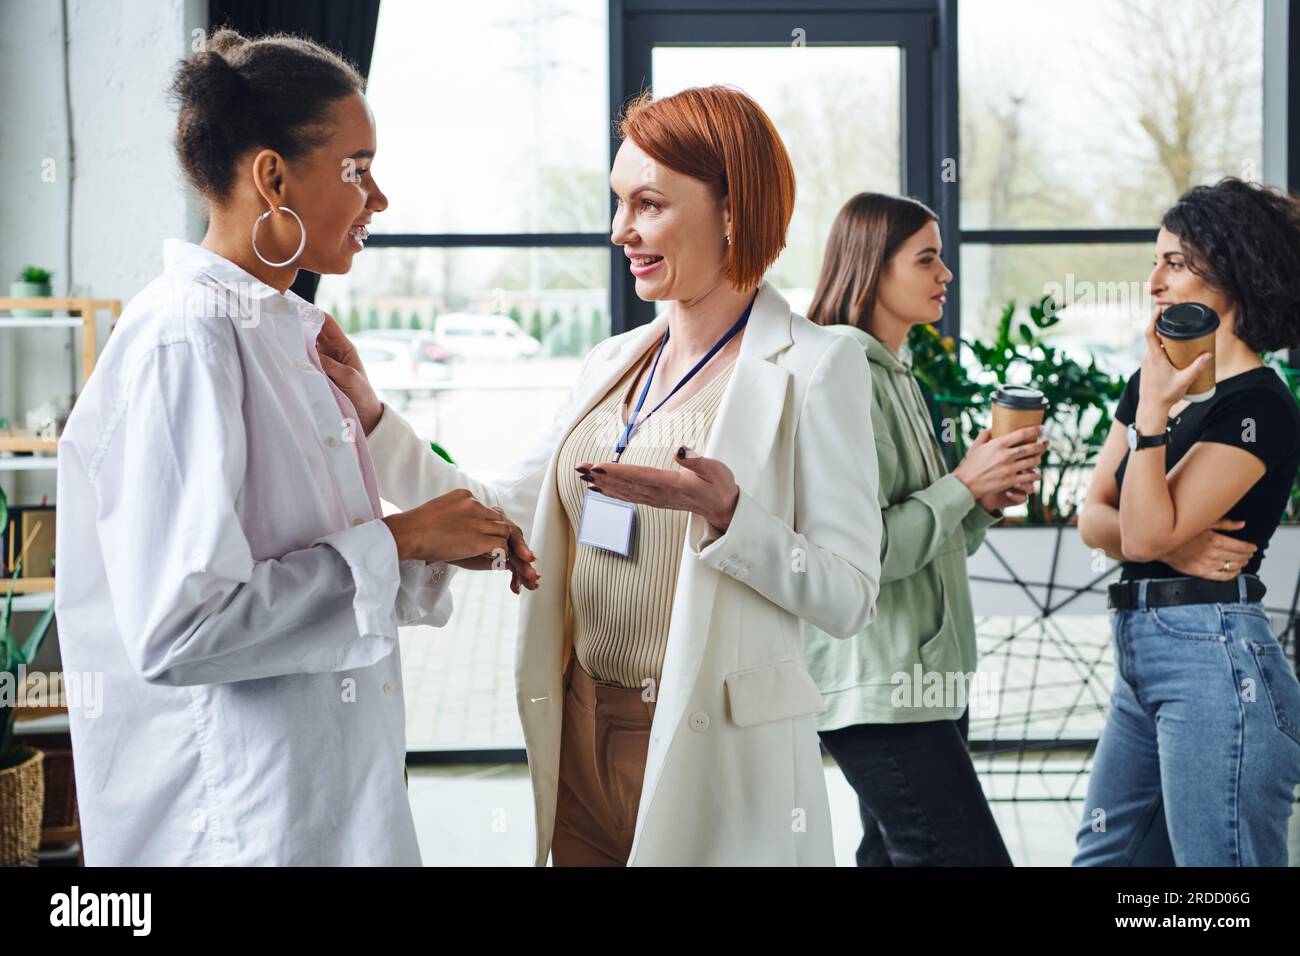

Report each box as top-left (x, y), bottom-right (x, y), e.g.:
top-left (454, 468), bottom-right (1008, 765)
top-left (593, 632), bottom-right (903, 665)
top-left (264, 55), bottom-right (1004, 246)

top-left (818, 709), bottom-right (1013, 866)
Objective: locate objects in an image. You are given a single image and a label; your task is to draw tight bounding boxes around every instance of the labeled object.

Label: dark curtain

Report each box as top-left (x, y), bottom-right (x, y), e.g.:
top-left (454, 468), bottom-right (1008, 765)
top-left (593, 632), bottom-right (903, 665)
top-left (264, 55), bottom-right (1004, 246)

top-left (208, 0), bottom-right (383, 303)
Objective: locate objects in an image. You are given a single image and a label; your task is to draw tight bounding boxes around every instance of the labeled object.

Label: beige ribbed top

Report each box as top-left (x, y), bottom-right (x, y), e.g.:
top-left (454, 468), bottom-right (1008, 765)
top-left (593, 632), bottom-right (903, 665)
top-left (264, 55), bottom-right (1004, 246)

top-left (556, 354), bottom-right (734, 688)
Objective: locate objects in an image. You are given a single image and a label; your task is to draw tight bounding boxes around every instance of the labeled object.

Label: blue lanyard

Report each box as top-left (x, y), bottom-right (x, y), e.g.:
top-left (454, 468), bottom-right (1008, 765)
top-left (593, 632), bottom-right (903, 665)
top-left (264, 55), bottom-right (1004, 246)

top-left (614, 293), bottom-right (756, 461)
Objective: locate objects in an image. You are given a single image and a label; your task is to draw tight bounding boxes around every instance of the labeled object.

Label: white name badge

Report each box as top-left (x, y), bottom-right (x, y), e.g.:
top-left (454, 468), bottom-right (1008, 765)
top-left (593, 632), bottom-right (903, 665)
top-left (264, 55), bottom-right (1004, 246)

top-left (577, 490), bottom-right (636, 556)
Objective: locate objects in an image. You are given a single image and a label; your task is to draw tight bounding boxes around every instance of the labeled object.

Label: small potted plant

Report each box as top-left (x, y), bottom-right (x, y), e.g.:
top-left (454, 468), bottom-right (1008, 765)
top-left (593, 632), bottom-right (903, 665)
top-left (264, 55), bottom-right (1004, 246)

top-left (10, 266), bottom-right (53, 318)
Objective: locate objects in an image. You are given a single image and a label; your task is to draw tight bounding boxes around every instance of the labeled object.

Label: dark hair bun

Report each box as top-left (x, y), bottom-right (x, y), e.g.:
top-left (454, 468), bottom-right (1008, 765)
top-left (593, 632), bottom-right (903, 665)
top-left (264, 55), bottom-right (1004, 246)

top-left (205, 26), bottom-right (247, 57)
top-left (170, 26), bottom-right (363, 200)
top-left (172, 48), bottom-right (246, 117)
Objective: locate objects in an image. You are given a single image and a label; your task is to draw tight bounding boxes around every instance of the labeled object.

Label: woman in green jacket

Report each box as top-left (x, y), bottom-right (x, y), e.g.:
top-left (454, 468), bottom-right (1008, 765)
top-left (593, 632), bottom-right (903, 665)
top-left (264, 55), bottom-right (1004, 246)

top-left (803, 193), bottom-right (1047, 866)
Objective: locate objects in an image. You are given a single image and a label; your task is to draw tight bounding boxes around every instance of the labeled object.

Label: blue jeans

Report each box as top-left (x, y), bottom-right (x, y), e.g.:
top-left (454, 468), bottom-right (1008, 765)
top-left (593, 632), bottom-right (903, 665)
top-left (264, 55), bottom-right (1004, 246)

top-left (1074, 578), bottom-right (1300, 866)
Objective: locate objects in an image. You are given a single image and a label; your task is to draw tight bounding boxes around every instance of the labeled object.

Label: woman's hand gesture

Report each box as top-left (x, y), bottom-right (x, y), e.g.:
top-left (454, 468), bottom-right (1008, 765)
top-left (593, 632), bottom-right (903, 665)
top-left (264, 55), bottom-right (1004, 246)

top-left (383, 490), bottom-right (539, 594)
top-left (952, 426), bottom-right (1047, 504)
top-left (1155, 518), bottom-right (1257, 580)
top-left (1134, 316), bottom-right (1212, 429)
top-left (448, 506), bottom-right (541, 594)
top-left (577, 445), bottom-right (740, 532)
top-left (316, 312), bottom-right (384, 434)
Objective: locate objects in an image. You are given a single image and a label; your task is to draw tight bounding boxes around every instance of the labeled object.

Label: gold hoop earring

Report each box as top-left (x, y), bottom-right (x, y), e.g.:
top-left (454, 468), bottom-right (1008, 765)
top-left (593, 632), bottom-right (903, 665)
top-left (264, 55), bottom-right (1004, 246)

top-left (251, 205), bottom-right (307, 268)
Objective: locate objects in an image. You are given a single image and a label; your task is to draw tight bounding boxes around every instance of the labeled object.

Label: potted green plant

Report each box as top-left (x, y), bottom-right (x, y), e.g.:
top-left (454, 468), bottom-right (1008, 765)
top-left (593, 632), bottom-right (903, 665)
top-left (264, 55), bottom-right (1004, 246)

top-left (910, 295), bottom-right (1125, 524)
top-left (9, 266), bottom-right (54, 318)
top-left (0, 543), bottom-right (57, 865)
top-left (910, 296), bottom-right (1134, 616)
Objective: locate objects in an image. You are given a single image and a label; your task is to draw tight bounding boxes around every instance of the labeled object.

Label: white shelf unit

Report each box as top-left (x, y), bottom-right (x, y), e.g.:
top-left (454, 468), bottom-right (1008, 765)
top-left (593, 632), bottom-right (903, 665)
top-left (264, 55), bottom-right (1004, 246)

top-left (7, 591), bottom-right (54, 612)
top-left (0, 317), bottom-right (83, 329)
top-left (0, 457), bottom-right (58, 472)
top-left (1, 297), bottom-right (119, 609)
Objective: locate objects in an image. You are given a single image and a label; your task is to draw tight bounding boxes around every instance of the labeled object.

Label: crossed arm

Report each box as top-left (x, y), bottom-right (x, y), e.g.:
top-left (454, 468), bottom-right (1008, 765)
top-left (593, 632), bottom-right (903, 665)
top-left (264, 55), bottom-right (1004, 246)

top-left (1079, 421), bottom-right (1262, 577)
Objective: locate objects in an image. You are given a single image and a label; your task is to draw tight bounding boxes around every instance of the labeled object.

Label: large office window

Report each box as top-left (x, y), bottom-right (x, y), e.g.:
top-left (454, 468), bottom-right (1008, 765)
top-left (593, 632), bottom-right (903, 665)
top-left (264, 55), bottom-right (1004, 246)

top-left (651, 46), bottom-right (901, 315)
top-left (318, 0), bottom-right (610, 753)
top-left (325, 0), bottom-right (1283, 754)
top-left (957, 0), bottom-right (1265, 364)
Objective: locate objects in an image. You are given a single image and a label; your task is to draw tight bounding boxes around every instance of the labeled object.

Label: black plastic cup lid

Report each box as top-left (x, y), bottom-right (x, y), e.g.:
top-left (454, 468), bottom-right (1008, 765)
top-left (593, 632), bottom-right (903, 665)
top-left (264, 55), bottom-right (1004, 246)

top-left (1156, 302), bottom-right (1220, 339)
top-left (992, 384), bottom-right (1049, 410)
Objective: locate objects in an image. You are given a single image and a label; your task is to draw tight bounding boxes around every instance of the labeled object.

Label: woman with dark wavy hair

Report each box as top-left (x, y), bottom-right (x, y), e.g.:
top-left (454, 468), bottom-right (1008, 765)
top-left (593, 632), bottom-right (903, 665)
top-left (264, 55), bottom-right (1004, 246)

top-left (1075, 177), bottom-right (1300, 866)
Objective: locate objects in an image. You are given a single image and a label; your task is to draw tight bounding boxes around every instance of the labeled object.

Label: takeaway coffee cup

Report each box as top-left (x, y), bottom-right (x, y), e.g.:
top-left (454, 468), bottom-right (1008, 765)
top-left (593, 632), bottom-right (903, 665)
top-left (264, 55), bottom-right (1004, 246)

top-left (991, 384), bottom-right (1049, 441)
top-left (1155, 302), bottom-right (1219, 402)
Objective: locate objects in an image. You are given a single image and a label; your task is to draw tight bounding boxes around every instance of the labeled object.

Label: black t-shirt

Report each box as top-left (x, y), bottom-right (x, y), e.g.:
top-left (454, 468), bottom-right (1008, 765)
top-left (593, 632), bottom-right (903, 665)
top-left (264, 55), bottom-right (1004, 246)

top-left (1113, 365), bottom-right (1300, 579)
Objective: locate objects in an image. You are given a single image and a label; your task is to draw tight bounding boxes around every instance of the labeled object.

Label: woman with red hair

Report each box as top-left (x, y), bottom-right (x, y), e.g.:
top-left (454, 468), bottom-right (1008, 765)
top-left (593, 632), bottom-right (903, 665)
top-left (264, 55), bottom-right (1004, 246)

top-left (320, 85), bottom-right (883, 865)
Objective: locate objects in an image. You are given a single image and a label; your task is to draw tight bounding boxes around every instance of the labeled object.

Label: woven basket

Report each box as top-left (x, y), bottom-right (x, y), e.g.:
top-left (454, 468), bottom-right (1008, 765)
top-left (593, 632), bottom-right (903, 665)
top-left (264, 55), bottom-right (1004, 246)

top-left (39, 748), bottom-right (78, 833)
top-left (0, 747), bottom-right (45, 866)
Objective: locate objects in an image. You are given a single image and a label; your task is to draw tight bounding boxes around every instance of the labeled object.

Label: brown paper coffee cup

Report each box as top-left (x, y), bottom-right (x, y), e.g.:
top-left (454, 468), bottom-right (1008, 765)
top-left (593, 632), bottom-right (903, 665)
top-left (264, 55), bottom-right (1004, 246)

top-left (1156, 302), bottom-right (1219, 402)
top-left (1158, 332), bottom-right (1216, 402)
top-left (990, 384), bottom-right (1049, 441)
top-left (991, 403), bottom-right (1046, 441)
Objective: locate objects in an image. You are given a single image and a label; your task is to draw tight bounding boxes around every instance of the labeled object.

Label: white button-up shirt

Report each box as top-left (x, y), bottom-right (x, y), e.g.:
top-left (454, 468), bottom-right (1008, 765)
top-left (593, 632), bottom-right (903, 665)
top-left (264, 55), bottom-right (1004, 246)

top-left (55, 239), bottom-right (454, 865)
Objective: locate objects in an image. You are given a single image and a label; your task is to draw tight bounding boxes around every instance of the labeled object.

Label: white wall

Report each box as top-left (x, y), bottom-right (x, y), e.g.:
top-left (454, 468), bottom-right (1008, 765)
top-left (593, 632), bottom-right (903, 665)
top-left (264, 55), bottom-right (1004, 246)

top-left (1, 0), bottom-right (205, 660)
top-left (0, 0), bottom-right (205, 508)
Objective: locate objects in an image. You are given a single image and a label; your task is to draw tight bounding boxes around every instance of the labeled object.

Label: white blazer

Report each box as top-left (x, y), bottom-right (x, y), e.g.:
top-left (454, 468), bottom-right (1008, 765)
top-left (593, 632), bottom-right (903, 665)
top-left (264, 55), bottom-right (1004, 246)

top-left (367, 280), bottom-right (883, 865)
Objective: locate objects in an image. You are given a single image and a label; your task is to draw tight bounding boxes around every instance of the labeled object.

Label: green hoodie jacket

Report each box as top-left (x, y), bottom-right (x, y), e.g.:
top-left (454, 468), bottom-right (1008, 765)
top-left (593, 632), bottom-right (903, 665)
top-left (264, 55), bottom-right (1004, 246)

top-left (801, 324), bottom-right (1000, 727)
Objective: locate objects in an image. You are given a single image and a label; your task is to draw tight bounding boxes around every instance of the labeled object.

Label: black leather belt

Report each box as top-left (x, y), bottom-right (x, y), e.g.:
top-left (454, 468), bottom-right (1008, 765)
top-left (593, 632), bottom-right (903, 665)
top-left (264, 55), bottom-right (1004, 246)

top-left (1107, 575), bottom-right (1266, 611)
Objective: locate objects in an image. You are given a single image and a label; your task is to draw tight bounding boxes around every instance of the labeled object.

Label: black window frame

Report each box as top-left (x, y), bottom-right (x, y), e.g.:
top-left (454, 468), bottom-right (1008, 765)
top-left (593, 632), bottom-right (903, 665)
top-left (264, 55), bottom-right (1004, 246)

top-left (367, 0), bottom-right (1295, 361)
top-left (365, 1), bottom-right (954, 341)
top-left (954, 0), bottom-right (1297, 369)
top-left (376, 0), bottom-right (1295, 763)
top-left (614, 0), bottom-right (949, 334)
